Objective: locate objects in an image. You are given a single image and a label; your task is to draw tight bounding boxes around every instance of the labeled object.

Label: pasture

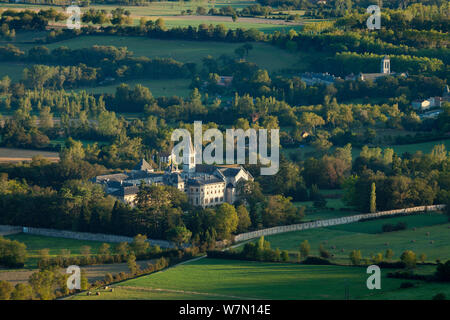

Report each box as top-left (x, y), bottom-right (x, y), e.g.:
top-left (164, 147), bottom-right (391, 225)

top-left (25, 35), bottom-right (300, 73)
top-left (76, 78), bottom-right (192, 97)
top-left (0, 62), bottom-right (30, 81)
top-left (69, 258), bottom-right (448, 300)
top-left (255, 214), bottom-right (450, 262)
top-left (4, 233), bottom-right (109, 268)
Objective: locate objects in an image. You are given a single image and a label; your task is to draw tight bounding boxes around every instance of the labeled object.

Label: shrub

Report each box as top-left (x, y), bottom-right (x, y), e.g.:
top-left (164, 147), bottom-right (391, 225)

top-left (319, 244), bottom-right (331, 259)
top-left (400, 250), bottom-right (417, 269)
top-left (302, 256), bottom-right (332, 265)
top-left (400, 282), bottom-right (415, 289)
top-left (381, 222), bottom-right (407, 233)
top-left (435, 260), bottom-right (450, 282)
top-left (432, 293), bottom-right (446, 300)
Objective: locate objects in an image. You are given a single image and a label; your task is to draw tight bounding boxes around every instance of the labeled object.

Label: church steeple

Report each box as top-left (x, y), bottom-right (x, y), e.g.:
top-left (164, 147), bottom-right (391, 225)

top-left (381, 55), bottom-right (390, 74)
top-left (183, 138), bottom-right (196, 173)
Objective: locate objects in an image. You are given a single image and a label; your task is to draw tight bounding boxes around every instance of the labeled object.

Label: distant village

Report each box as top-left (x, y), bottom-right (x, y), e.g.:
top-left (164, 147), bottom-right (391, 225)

top-left (300, 56), bottom-right (448, 118)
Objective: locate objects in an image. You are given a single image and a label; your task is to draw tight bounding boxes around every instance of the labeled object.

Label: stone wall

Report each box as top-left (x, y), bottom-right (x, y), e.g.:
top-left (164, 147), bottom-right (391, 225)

top-left (2, 204), bottom-right (446, 247)
top-left (233, 204), bottom-right (446, 242)
top-left (0, 225), bottom-right (175, 248)
top-left (0, 224), bottom-right (22, 236)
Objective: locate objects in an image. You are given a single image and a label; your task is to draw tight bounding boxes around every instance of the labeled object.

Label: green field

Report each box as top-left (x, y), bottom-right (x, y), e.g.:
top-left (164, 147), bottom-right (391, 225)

top-left (0, 1), bottom-right (257, 17)
top-left (2, 35), bottom-right (303, 95)
top-left (254, 214), bottom-right (450, 262)
top-left (386, 139), bottom-right (450, 156)
top-left (5, 233), bottom-right (110, 268)
top-left (69, 286), bottom-right (223, 300)
top-left (0, 2), bottom-right (306, 34)
top-left (22, 36), bottom-right (300, 73)
top-left (76, 78), bottom-right (192, 97)
top-left (69, 258), bottom-right (450, 300)
top-left (0, 62), bottom-right (30, 81)
top-left (145, 18), bottom-right (303, 33)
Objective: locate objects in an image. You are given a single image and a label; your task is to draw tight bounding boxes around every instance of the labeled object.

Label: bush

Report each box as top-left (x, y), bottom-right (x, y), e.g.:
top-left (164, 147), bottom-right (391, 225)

top-left (400, 282), bottom-right (415, 289)
top-left (319, 244), bottom-right (331, 259)
top-left (435, 260), bottom-right (450, 282)
top-left (381, 222), bottom-right (407, 233)
top-left (0, 237), bottom-right (27, 268)
top-left (302, 256), bottom-right (332, 265)
top-left (432, 293), bottom-right (446, 300)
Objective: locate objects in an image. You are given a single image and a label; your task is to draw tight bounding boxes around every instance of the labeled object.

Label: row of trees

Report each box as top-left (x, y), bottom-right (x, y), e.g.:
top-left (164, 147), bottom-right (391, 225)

top-left (0, 44), bottom-right (191, 89)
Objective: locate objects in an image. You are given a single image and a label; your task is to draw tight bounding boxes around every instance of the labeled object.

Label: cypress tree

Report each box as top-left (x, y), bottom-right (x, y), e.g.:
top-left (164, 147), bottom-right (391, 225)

top-left (370, 182), bottom-right (376, 213)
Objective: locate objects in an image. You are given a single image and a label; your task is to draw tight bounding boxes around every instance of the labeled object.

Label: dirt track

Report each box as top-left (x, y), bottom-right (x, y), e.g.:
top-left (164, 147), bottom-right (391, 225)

top-left (0, 148), bottom-right (59, 163)
top-left (0, 259), bottom-right (154, 285)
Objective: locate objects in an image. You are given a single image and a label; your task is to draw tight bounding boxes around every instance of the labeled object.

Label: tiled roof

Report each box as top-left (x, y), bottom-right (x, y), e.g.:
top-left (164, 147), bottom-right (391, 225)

top-left (110, 186), bottom-right (139, 197)
top-left (133, 159), bottom-right (153, 171)
top-left (188, 176), bottom-right (224, 186)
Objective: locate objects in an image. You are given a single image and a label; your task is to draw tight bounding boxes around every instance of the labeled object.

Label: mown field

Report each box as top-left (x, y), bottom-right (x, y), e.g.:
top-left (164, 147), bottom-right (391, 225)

top-left (69, 258), bottom-right (450, 300)
top-left (255, 213), bottom-right (450, 262)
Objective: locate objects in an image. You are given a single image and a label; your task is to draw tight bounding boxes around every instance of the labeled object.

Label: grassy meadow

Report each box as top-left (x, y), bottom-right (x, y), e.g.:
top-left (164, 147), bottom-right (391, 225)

top-left (17, 36), bottom-right (300, 72)
top-left (4, 233), bottom-right (110, 268)
top-left (2, 34), bottom-right (304, 97)
top-left (251, 214), bottom-right (450, 263)
top-left (69, 258), bottom-right (449, 300)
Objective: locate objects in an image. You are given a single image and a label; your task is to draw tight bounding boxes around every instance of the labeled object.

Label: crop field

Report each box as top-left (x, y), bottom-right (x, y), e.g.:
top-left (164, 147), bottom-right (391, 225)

top-left (0, 147), bottom-right (59, 163)
top-left (69, 258), bottom-right (449, 300)
top-left (253, 214), bottom-right (450, 262)
top-left (0, 258), bottom-right (155, 284)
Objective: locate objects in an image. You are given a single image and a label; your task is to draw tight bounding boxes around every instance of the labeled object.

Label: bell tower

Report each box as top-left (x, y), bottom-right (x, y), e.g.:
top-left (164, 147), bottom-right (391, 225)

top-left (183, 139), bottom-right (196, 173)
top-left (381, 56), bottom-right (390, 74)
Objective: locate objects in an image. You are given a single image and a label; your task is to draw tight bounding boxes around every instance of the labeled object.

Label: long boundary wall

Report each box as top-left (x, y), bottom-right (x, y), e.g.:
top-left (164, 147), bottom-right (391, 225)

top-left (0, 225), bottom-right (22, 236)
top-left (2, 205), bottom-right (446, 247)
top-left (0, 225), bottom-right (174, 248)
top-left (233, 204), bottom-right (446, 242)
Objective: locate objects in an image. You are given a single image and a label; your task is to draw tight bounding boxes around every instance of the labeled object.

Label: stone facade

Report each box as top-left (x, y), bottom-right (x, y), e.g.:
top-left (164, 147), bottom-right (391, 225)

top-left (93, 158), bottom-right (252, 208)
